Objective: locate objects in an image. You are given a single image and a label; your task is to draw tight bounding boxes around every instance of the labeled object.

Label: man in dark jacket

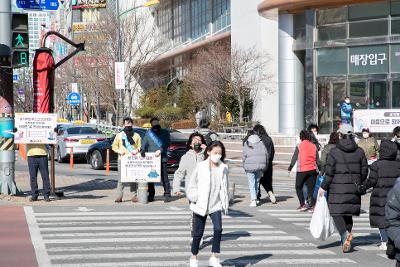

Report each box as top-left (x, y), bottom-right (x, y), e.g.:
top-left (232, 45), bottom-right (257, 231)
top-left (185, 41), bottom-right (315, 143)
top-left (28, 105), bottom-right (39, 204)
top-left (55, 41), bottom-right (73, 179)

top-left (385, 177), bottom-right (400, 267)
top-left (363, 140), bottom-right (400, 250)
top-left (392, 126), bottom-right (400, 161)
top-left (319, 123), bottom-right (368, 253)
top-left (141, 117), bottom-right (171, 202)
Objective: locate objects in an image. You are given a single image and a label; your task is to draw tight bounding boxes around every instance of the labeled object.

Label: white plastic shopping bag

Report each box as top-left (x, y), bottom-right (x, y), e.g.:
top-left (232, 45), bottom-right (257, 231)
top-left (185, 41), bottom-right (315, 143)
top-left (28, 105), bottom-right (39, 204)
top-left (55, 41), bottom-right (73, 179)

top-left (309, 195), bottom-right (335, 240)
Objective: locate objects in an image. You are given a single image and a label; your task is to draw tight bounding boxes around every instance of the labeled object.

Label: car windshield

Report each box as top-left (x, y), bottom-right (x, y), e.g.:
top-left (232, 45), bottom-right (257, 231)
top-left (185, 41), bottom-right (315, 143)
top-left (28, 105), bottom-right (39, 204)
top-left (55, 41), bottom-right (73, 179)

top-left (170, 130), bottom-right (187, 142)
top-left (67, 127), bottom-right (99, 135)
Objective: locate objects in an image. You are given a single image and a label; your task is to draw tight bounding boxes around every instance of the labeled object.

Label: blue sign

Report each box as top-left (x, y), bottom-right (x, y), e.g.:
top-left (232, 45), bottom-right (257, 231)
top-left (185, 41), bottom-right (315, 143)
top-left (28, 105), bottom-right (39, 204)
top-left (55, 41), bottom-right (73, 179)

top-left (13, 74), bottom-right (20, 81)
top-left (66, 92), bottom-right (81, 106)
top-left (16, 0), bottom-right (60, 11)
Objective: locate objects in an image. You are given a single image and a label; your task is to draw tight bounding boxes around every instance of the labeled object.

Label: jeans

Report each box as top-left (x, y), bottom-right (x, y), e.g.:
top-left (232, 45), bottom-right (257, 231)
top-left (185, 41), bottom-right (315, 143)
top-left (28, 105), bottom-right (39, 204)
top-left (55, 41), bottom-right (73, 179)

top-left (148, 161), bottom-right (171, 199)
top-left (333, 215), bottom-right (353, 243)
top-left (246, 170), bottom-right (263, 201)
top-left (379, 228), bottom-right (388, 242)
top-left (191, 211), bottom-right (222, 255)
top-left (116, 160), bottom-right (137, 198)
top-left (28, 156), bottom-right (51, 198)
top-left (295, 170), bottom-right (317, 206)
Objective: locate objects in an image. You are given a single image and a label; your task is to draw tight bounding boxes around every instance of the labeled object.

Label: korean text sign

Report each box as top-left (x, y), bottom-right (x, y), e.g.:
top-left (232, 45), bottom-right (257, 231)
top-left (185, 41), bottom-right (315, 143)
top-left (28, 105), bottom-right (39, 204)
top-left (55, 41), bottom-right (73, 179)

top-left (354, 109), bottom-right (400, 133)
top-left (14, 113), bottom-right (57, 144)
top-left (121, 153), bottom-right (161, 183)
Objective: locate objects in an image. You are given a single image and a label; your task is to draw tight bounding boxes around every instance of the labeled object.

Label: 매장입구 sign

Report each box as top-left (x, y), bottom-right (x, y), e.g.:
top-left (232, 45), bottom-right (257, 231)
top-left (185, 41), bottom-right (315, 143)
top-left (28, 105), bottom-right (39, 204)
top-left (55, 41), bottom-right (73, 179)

top-left (14, 113), bottom-right (57, 144)
top-left (121, 153), bottom-right (161, 183)
top-left (354, 109), bottom-right (400, 133)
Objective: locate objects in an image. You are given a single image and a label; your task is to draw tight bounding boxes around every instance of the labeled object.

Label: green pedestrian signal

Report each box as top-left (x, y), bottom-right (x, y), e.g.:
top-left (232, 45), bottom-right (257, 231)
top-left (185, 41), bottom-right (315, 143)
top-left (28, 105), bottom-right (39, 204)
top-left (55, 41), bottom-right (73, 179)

top-left (12, 13), bottom-right (29, 68)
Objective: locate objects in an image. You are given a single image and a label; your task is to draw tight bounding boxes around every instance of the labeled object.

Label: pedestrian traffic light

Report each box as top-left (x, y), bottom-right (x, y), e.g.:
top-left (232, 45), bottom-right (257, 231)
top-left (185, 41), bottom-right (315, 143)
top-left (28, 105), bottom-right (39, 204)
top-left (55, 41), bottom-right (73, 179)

top-left (11, 13), bottom-right (29, 68)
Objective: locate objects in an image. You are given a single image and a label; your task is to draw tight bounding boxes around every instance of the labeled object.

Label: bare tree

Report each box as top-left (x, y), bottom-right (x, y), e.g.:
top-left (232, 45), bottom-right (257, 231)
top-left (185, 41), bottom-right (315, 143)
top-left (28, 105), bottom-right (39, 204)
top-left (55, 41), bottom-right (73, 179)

top-left (185, 43), bottom-right (272, 123)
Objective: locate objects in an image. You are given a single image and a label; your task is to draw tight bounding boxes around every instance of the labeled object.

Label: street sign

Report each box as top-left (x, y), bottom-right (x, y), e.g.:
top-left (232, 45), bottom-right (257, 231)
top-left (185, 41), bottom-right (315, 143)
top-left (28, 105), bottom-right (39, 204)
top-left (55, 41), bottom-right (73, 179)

top-left (13, 75), bottom-right (20, 81)
top-left (66, 92), bottom-right (81, 106)
top-left (115, 62), bottom-right (125, 90)
top-left (16, 0), bottom-right (60, 11)
top-left (71, 83), bottom-right (78, 93)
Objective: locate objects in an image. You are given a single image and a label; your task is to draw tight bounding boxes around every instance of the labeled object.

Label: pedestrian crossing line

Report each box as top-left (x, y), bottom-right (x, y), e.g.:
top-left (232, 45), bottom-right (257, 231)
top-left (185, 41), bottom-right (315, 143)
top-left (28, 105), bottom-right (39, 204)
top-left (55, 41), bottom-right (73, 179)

top-left (49, 249), bottom-right (337, 261)
top-left (358, 245), bottom-right (386, 251)
top-left (45, 242), bottom-right (319, 253)
top-left (35, 215), bottom-right (254, 222)
top-left (293, 222), bottom-right (371, 227)
top-left (39, 224), bottom-right (275, 232)
top-left (35, 219), bottom-right (263, 226)
top-left (259, 209), bottom-right (370, 214)
top-left (279, 217), bottom-right (370, 222)
top-left (51, 258), bottom-right (357, 267)
top-left (43, 235), bottom-right (302, 244)
top-left (268, 213), bottom-right (369, 217)
top-left (41, 230), bottom-right (287, 238)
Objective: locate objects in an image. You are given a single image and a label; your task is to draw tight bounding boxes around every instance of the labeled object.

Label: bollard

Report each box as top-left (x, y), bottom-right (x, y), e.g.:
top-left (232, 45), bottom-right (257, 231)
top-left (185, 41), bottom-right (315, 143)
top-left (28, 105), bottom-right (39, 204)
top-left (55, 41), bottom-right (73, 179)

top-left (18, 144), bottom-right (27, 161)
top-left (229, 182), bottom-right (235, 204)
top-left (69, 147), bottom-right (74, 169)
top-left (106, 149), bottom-right (110, 175)
top-left (138, 182), bottom-right (148, 204)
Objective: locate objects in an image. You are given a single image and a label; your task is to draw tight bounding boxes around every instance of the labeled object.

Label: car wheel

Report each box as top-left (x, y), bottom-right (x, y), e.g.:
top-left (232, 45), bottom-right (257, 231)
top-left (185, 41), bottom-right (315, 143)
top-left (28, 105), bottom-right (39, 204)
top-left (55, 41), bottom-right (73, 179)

top-left (57, 148), bottom-right (65, 163)
top-left (90, 150), bottom-right (104, 170)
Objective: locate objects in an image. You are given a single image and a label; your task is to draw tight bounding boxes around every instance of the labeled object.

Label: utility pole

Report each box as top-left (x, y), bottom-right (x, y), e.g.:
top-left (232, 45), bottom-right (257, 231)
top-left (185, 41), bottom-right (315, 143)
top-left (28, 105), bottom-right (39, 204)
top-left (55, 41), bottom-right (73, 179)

top-left (0, 0), bottom-right (19, 195)
top-left (116, 0), bottom-right (122, 126)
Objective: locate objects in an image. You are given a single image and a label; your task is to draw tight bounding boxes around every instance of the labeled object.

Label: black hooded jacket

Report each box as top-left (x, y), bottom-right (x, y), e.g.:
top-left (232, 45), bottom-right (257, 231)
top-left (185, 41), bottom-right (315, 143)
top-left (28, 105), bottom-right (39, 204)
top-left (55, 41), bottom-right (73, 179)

top-left (364, 140), bottom-right (400, 228)
top-left (386, 179), bottom-right (400, 262)
top-left (320, 138), bottom-right (368, 216)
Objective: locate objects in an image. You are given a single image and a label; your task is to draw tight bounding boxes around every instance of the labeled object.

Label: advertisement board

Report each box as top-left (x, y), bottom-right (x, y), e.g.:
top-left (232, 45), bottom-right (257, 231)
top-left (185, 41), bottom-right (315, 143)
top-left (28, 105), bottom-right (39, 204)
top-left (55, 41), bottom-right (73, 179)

top-left (353, 109), bottom-right (400, 133)
top-left (14, 113), bottom-right (57, 144)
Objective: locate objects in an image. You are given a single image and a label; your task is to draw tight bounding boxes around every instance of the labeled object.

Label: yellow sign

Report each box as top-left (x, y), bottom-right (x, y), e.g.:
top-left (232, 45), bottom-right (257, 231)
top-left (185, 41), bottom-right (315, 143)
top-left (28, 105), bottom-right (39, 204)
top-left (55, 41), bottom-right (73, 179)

top-left (143, 0), bottom-right (160, 7)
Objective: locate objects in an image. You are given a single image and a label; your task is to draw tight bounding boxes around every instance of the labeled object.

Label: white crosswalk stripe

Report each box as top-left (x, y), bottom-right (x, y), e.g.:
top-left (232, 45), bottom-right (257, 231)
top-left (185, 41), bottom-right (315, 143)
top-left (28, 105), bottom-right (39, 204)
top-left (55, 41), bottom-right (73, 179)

top-left (235, 182), bottom-right (295, 195)
top-left (258, 208), bottom-right (390, 260)
top-left (24, 206), bottom-right (360, 266)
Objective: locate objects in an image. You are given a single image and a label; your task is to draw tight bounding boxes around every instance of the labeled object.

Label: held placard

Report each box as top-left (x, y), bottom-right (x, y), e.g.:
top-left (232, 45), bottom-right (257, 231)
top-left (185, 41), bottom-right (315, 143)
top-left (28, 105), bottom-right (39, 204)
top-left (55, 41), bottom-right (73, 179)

top-left (121, 153), bottom-right (161, 183)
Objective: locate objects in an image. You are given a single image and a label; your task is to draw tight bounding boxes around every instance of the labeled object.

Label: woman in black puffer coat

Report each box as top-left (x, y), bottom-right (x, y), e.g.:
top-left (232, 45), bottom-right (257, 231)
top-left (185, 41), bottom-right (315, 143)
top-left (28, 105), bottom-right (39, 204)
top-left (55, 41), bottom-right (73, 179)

top-left (319, 124), bottom-right (368, 253)
top-left (363, 140), bottom-right (400, 250)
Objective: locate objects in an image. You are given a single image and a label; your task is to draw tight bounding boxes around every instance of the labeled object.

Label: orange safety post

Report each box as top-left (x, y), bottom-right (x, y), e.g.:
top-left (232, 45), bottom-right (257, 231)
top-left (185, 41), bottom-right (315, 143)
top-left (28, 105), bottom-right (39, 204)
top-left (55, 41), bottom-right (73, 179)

top-left (106, 149), bottom-right (110, 175)
top-left (69, 147), bottom-right (74, 169)
top-left (19, 143), bottom-right (27, 161)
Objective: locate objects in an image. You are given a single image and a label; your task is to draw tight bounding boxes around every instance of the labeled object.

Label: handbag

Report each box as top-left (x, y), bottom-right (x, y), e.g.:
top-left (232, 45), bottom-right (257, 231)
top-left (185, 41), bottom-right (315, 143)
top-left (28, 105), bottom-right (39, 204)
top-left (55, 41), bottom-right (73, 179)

top-left (341, 154), bottom-right (367, 196)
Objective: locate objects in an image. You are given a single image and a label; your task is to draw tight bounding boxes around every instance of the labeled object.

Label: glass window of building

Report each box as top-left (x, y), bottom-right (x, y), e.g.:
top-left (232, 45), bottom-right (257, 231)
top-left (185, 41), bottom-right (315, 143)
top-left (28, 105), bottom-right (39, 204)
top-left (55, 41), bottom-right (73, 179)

top-left (191, 0), bottom-right (209, 39)
top-left (318, 24), bottom-right (346, 41)
top-left (182, 0), bottom-right (191, 42)
top-left (392, 81), bottom-right (400, 108)
top-left (349, 45), bottom-right (389, 74)
top-left (349, 20), bottom-right (388, 38)
top-left (348, 2), bottom-right (389, 21)
top-left (317, 7), bottom-right (347, 25)
top-left (317, 48), bottom-right (347, 76)
top-left (369, 81), bottom-right (387, 109)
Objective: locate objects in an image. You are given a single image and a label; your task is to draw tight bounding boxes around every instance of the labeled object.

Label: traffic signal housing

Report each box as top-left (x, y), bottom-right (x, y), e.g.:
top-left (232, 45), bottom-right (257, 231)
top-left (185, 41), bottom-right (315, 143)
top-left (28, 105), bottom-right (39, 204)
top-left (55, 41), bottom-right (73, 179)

top-left (12, 13), bottom-right (29, 68)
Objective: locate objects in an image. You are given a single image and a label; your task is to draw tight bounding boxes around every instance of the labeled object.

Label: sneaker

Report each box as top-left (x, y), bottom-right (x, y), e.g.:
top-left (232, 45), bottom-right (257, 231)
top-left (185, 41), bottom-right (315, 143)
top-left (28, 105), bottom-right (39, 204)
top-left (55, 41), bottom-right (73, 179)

top-left (114, 197), bottom-right (122, 203)
top-left (296, 204), bottom-right (308, 211)
top-left (268, 191), bottom-right (277, 204)
top-left (44, 197), bottom-right (51, 202)
top-left (308, 206), bottom-right (315, 213)
top-left (250, 200), bottom-right (257, 207)
top-left (209, 256), bottom-right (222, 267)
top-left (131, 196), bottom-right (138, 203)
top-left (164, 195), bottom-right (171, 203)
top-left (379, 242), bottom-right (387, 250)
top-left (189, 258), bottom-right (198, 267)
top-left (342, 233), bottom-right (353, 253)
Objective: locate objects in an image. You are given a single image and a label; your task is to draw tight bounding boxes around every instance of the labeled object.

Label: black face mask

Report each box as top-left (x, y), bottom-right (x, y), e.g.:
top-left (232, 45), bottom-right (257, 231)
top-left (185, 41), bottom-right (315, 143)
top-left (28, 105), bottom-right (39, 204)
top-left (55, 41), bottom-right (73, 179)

top-left (124, 126), bottom-right (133, 131)
top-left (152, 125), bottom-right (161, 132)
top-left (193, 143), bottom-right (202, 151)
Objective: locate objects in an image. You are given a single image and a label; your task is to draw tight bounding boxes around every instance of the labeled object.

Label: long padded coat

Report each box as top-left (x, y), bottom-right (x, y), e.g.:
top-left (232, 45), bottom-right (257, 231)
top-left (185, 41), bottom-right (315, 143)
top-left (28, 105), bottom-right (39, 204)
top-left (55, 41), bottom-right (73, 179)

top-left (364, 140), bottom-right (400, 228)
top-left (320, 138), bottom-right (368, 216)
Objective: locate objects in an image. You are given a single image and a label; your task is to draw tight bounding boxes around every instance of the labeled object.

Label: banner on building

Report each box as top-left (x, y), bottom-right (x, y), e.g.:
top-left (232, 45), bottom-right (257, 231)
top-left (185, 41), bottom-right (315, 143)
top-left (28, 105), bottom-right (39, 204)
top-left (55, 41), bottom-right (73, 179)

top-left (115, 62), bottom-right (125, 90)
top-left (14, 113), bottom-right (57, 144)
top-left (121, 153), bottom-right (161, 183)
top-left (354, 109), bottom-right (400, 133)
top-left (33, 48), bottom-right (55, 113)
top-left (73, 0), bottom-right (107, 9)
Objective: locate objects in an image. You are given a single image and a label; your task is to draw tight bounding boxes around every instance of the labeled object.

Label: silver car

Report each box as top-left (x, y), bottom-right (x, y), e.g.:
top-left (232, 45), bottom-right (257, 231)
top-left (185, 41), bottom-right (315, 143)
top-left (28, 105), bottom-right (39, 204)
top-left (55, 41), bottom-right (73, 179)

top-left (56, 125), bottom-right (107, 163)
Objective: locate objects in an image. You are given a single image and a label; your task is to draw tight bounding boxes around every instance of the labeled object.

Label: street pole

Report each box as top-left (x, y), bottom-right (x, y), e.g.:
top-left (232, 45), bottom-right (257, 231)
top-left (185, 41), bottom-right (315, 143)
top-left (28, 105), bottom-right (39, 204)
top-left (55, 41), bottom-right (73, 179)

top-left (0, 0), bottom-right (19, 195)
top-left (116, 0), bottom-right (122, 125)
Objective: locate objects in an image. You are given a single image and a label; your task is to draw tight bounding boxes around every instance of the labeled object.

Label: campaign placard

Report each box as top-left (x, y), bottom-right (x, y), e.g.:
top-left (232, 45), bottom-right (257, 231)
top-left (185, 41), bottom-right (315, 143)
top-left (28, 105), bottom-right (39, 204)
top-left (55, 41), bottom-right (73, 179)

top-left (14, 113), bottom-right (57, 144)
top-left (121, 153), bottom-right (161, 183)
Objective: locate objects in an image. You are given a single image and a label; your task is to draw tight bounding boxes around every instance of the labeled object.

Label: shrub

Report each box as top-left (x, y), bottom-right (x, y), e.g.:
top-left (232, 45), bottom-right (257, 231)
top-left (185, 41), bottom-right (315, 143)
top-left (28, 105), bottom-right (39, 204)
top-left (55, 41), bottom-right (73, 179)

top-left (171, 119), bottom-right (197, 129)
top-left (154, 107), bottom-right (184, 122)
top-left (135, 107), bottom-right (156, 118)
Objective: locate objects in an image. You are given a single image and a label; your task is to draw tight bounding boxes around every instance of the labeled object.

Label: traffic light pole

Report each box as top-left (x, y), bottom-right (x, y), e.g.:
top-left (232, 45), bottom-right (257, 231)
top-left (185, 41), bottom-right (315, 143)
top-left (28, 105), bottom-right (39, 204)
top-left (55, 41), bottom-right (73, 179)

top-left (0, 0), bottom-right (19, 195)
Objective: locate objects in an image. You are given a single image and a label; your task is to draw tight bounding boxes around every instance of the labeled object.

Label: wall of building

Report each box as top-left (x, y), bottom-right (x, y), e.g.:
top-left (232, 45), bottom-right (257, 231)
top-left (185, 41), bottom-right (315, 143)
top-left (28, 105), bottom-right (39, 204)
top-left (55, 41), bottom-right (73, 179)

top-left (231, 0), bottom-right (279, 133)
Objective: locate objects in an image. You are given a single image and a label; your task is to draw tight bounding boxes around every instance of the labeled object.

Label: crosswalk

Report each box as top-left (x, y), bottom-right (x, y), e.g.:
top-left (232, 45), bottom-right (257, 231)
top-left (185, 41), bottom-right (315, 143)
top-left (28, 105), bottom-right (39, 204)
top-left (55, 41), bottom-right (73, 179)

top-left (258, 209), bottom-right (392, 263)
top-left (235, 181), bottom-right (295, 196)
top-left (24, 206), bottom-right (359, 267)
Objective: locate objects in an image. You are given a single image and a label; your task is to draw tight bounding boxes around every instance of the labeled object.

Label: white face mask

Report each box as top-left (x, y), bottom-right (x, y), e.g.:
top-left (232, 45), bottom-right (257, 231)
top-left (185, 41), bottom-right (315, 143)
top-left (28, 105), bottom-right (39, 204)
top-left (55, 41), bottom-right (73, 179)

top-left (363, 133), bottom-right (369, 139)
top-left (210, 154), bottom-right (222, 163)
top-left (345, 99), bottom-right (350, 104)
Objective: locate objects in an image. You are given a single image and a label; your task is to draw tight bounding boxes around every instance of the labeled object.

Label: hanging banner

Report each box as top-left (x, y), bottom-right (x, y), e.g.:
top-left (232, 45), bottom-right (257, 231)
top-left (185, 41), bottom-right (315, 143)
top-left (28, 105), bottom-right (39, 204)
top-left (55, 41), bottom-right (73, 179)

top-left (115, 62), bottom-right (125, 90)
top-left (121, 153), bottom-right (161, 183)
top-left (14, 113), bottom-right (57, 144)
top-left (354, 109), bottom-right (400, 133)
top-left (33, 48), bottom-right (55, 113)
